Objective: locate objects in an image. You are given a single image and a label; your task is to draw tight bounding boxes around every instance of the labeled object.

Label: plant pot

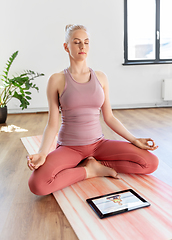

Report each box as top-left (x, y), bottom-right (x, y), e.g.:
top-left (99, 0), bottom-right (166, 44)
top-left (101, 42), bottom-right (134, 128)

top-left (0, 106), bottom-right (7, 124)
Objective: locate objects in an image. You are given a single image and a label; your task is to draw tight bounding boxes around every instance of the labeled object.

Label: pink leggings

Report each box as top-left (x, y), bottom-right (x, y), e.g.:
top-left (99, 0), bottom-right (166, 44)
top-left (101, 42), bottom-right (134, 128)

top-left (28, 139), bottom-right (159, 195)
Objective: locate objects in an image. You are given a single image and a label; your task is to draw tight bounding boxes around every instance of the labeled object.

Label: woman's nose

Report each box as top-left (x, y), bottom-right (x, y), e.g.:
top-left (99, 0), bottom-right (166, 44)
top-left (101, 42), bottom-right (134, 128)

top-left (79, 42), bottom-right (85, 49)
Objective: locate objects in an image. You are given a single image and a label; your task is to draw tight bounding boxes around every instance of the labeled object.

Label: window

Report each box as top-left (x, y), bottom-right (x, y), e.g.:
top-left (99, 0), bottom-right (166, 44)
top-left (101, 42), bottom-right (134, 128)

top-left (124, 0), bottom-right (172, 65)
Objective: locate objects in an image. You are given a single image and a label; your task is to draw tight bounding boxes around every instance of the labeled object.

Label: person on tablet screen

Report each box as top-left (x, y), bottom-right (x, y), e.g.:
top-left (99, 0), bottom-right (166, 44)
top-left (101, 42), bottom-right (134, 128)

top-left (107, 195), bottom-right (123, 205)
top-left (26, 24), bottom-right (159, 195)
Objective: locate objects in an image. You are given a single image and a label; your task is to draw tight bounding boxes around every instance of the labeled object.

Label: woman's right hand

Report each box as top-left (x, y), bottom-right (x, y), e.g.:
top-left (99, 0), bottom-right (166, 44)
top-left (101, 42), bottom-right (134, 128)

top-left (26, 153), bottom-right (46, 171)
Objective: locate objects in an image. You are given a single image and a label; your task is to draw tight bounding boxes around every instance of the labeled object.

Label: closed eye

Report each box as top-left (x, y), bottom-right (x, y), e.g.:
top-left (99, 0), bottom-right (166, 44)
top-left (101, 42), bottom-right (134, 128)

top-left (74, 41), bottom-right (89, 45)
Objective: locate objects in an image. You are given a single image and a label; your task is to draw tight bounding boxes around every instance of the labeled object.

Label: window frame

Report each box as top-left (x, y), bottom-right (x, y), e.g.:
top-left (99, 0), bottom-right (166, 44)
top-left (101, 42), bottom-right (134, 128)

top-left (123, 0), bottom-right (172, 65)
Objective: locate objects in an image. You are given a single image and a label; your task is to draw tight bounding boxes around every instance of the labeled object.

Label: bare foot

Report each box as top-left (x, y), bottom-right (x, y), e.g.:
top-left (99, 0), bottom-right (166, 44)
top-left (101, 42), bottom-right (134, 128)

top-left (84, 157), bottom-right (119, 179)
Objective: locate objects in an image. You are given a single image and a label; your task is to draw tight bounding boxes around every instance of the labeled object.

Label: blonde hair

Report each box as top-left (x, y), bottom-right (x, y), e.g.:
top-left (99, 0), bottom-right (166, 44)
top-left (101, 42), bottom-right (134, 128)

top-left (65, 24), bottom-right (88, 43)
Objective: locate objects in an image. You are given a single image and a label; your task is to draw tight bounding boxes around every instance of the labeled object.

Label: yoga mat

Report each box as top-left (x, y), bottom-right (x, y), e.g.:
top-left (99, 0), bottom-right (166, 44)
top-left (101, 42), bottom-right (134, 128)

top-left (21, 136), bottom-right (172, 240)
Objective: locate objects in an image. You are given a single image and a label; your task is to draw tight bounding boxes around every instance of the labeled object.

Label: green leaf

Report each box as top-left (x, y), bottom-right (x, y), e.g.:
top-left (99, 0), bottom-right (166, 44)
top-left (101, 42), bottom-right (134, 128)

top-left (4, 51), bottom-right (18, 76)
top-left (20, 89), bottom-right (24, 94)
top-left (13, 92), bottom-right (30, 109)
top-left (3, 71), bottom-right (8, 76)
top-left (13, 91), bottom-right (22, 100)
top-left (19, 73), bottom-right (28, 77)
top-left (26, 96), bottom-right (31, 100)
top-left (10, 81), bottom-right (19, 87)
top-left (25, 82), bottom-right (32, 89)
top-left (19, 97), bottom-right (30, 109)
top-left (1, 75), bottom-right (7, 80)
top-left (25, 91), bottom-right (31, 95)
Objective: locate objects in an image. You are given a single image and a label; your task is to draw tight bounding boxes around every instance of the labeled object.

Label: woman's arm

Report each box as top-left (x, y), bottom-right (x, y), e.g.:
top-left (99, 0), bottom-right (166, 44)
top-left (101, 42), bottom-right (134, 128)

top-left (38, 74), bottom-right (60, 156)
top-left (27, 73), bottom-right (63, 170)
top-left (95, 71), bottom-right (158, 151)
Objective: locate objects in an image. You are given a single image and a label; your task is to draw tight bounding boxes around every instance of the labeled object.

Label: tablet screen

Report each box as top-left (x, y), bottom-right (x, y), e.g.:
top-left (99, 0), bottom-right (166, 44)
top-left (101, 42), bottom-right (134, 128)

top-left (86, 189), bottom-right (150, 219)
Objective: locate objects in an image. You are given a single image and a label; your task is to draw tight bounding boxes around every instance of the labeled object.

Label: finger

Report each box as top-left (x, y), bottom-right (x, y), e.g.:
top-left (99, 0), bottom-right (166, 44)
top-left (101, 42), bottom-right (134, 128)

top-left (150, 140), bottom-right (156, 147)
top-left (27, 162), bottom-right (34, 171)
top-left (26, 156), bottom-right (35, 170)
top-left (26, 156), bottom-right (31, 166)
top-left (27, 154), bottom-right (33, 160)
top-left (28, 164), bottom-right (34, 171)
top-left (146, 139), bottom-right (155, 147)
top-left (152, 145), bottom-right (159, 150)
top-left (149, 140), bottom-right (158, 149)
top-left (27, 160), bottom-right (34, 170)
top-left (147, 145), bottom-right (158, 151)
top-left (26, 155), bottom-right (34, 165)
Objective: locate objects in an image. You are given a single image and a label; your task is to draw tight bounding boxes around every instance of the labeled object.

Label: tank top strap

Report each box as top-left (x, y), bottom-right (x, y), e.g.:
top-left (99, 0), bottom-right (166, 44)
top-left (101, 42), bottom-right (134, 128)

top-left (89, 68), bottom-right (104, 89)
top-left (64, 68), bottom-right (70, 83)
top-left (64, 67), bottom-right (94, 85)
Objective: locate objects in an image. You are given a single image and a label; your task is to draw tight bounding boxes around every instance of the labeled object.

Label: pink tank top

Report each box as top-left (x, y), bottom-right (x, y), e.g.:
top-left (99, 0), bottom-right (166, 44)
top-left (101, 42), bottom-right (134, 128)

top-left (57, 68), bottom-right (105, 146)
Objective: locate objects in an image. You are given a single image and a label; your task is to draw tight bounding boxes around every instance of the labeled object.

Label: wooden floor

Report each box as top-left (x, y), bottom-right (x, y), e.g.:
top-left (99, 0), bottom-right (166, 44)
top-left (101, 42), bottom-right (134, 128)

top-left (0, 108), bottom-right (172, 240)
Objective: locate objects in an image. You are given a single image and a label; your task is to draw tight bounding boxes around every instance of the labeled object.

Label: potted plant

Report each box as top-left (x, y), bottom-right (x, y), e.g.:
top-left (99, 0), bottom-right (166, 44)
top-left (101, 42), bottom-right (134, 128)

top-left (0, 51), bottom-right (44, 123)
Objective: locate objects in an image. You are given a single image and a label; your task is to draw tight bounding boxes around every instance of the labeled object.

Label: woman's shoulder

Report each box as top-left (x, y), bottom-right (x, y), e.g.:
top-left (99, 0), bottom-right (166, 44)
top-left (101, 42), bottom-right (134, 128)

top-left (49, 70), bottom-right (65, 81)
top-left (94, 70), bottom-right (108, 81)
top-left (94, 70), bottom-right (106, 76)
top-left (48, 71), bottom-right (65, 86)
top-left (47, 71), bottom-right (65, 93)
top-left (94, 70), bottom-right (108, 88)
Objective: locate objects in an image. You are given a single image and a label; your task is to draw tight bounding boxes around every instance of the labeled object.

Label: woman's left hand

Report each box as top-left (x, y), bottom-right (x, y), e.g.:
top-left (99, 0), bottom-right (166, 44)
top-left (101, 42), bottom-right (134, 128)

top-left (132, 138), bottom-right (158, 151)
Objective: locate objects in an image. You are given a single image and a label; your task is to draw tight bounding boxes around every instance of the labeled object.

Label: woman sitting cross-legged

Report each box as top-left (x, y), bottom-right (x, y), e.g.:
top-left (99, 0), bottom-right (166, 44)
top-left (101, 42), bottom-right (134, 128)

top-left (27, 24), bottom-right (159, 196)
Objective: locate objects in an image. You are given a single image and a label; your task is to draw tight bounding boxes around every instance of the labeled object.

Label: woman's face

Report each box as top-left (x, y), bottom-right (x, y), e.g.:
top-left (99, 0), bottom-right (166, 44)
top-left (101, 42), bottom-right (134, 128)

top-left (64, 29), bottom-right (90, 61)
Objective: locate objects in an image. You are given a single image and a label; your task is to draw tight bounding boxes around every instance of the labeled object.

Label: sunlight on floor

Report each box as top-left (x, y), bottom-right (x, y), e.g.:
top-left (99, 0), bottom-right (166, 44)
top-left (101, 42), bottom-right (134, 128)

top-left (0, 124), bottom-right (28, 133)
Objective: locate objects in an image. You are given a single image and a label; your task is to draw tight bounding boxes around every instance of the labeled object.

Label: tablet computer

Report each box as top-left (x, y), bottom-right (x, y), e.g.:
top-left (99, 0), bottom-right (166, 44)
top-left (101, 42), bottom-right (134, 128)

top-left (86, 189), bottom-right (150, 219)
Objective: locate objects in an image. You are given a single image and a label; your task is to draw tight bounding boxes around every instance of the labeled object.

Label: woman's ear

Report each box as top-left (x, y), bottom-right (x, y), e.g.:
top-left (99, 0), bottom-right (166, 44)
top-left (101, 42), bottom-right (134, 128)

top-left (63, 43), bottom-right (69, 53)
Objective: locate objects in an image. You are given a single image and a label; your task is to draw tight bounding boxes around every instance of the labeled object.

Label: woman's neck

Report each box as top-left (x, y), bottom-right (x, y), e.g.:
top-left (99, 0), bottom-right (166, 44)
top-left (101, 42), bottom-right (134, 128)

top-left (68, 59), bottom-right (89, 74)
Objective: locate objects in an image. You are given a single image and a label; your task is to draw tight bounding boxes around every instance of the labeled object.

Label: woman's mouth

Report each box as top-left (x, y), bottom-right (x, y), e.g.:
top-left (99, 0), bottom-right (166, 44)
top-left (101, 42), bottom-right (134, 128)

top-left (78, 52), bottom-right (86, 54)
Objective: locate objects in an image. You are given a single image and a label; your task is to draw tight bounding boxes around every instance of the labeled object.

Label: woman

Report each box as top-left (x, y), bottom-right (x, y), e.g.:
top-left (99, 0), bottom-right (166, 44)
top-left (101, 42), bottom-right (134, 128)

top-left (27, 24), bottom-right (159, 196)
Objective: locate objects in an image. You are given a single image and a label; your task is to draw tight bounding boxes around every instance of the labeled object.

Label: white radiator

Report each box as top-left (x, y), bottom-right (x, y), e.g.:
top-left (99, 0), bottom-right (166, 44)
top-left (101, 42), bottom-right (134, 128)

top-left (162, 79), bottom-right (172, 101)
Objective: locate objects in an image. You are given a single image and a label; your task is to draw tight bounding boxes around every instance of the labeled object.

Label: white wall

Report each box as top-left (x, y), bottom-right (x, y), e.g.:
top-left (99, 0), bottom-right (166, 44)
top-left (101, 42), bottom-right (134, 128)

top-left (1, 0), bottom-right (172, 113)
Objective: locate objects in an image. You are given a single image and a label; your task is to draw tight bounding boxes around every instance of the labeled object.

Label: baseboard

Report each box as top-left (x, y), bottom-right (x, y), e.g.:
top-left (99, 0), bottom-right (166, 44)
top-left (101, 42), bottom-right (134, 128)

top-left (111, 101), bottom-right (172, 109)
top-left (7, 107), bottom-right (49, 114)
top-left (7, 102), bottom-right (172, 114)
